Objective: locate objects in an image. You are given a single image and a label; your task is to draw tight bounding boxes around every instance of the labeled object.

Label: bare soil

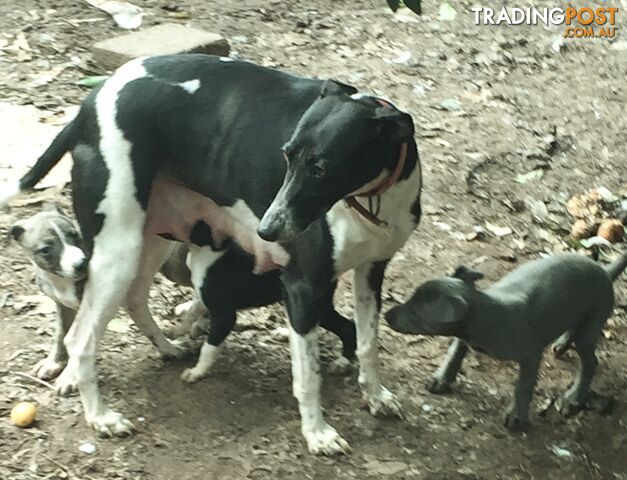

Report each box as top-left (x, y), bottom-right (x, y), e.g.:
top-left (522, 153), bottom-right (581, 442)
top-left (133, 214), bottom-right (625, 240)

top-left (0, 1), bottom-right (626, 479)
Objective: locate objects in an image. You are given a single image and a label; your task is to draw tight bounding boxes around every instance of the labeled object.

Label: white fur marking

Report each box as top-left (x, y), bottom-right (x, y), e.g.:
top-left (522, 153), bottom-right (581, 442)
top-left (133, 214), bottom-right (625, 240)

top-left (0, 179), bottom-right (21, 206)
top-left (181, 342), bottom-right (222, 383)
top-left (178, 79), bottom-right (201, 94)
top-left (186, 245), bottom-right (225, 296)
top-left (287, 323), bottom-right (350, 454)
top-left (61, 58), bottom-right (149, 434)
top-left (219, 56), bottom-right (234, 62)
top-left (60, 245), bottom-right (86, 276)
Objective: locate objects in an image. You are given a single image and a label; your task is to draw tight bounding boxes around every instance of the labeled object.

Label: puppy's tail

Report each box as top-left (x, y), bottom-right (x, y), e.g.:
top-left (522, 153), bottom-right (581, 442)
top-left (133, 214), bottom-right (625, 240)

top-left (606, 250), bottom-right (627, 281)
top-left (0, 119), bottom-right (77, 207)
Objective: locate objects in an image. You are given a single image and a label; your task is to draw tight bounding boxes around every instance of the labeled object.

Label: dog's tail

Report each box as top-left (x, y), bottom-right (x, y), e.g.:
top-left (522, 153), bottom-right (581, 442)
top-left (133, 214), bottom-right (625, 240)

top-left (606, 250), bottom-right (627, 281)
top-left (0, 119), bottom-right (78, 207)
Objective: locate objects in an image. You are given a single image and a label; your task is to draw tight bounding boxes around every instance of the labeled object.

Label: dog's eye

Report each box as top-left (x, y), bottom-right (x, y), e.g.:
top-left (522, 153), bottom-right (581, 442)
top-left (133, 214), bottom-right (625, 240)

top-left (38, 244), bottom-right (52, 256)
top-left (311, 163), bottom-right (326, 178)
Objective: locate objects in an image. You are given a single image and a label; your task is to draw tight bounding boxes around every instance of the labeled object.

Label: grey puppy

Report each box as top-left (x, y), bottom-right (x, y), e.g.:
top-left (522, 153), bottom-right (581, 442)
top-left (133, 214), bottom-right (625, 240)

top-left (386, 252), bottom-right (627, 431)
top-left (9, 203), bottom-right (88, 380)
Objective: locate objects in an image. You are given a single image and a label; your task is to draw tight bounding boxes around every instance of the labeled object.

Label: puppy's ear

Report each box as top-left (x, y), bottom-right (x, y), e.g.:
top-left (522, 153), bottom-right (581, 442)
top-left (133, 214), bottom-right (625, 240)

top-left (374, 108), bottom-right (414, 144)
top-left (453, 265), bottom-right (484, 286)
top-left (9, 222), bottom-right (25, 243)
top-left (319, 79), bottom-right (358, 98)
top-left (42, 202), bottom-right (64, 215)
top-left (439, 295), bottom-right (468, 324)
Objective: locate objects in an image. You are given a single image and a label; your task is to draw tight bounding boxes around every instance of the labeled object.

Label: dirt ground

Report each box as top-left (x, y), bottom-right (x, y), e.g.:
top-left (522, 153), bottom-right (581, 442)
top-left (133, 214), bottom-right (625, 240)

top-left (1, 0), bottom-right (626, 479)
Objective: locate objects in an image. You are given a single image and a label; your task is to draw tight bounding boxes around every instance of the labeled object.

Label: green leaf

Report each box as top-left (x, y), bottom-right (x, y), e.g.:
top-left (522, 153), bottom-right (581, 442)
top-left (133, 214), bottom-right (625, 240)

top-left (403, 0), bottom-right (422, 15)
top-left (77, 75), bottom-right (109, 88)
top-left (387, 0), bottom-right (401, 12)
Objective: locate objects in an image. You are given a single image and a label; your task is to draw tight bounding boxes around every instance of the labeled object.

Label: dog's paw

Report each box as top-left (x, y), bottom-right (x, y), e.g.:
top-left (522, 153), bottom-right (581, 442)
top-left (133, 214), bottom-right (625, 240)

top-left (55, 367), bottom-right (78, 395)
top-left (87, 409), bottom-right (134, 437)
top-left (33, 357), bottom-right (66, 380)
top-left (180, 365), bottom-right (208, 383)
top-left (556, 395), bottom-right (584, 417)
top-left (551, 339), bottom-right (571, 358)
top-left (503, 410), bottom-right (529, 432)
top-left (159, 339), bottom-right (190, 360)
top-left (426, 376), bottom-right (453, 394)
top-left (303, 423), bottom-right (351, 455)
top-left (367, 387), bottom-right (403, 418)
top-left (327, 356), bottom-right (354, 376)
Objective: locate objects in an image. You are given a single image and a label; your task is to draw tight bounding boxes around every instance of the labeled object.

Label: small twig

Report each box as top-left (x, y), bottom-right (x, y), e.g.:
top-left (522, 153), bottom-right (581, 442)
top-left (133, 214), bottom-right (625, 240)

top-left (10, 371), bottom-right (56, 390)
top-left (41, 454), bottom-right (69, 473)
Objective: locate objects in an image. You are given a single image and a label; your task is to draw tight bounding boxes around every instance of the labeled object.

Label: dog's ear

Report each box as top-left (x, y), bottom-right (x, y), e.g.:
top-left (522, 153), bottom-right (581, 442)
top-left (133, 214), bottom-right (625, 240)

top-left (42, 202), bottom-right (64, 215)
top-left (374, 107), bottom-right (414, 144)
top-left (9, 222), bottom-right (25, 243)
top-left (452, 265), bottom-right (484, 286)
top-left (319, 79), bottom-right (358, 98)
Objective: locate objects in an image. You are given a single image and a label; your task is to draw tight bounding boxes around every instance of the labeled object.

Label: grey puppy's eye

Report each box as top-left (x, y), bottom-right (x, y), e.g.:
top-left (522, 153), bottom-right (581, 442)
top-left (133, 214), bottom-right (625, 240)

top-left (38, 244), bottom-right (52, 256)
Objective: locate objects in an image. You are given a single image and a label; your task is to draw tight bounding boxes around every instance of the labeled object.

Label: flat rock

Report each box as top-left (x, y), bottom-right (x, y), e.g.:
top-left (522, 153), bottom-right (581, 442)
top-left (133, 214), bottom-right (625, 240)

top-left (93, 23), bottom-right (230, 70)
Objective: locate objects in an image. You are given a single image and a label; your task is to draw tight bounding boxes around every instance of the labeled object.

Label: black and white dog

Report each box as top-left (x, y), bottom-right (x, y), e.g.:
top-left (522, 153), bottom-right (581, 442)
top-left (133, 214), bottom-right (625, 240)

top-left (1, 54), bottom-right (422, 454)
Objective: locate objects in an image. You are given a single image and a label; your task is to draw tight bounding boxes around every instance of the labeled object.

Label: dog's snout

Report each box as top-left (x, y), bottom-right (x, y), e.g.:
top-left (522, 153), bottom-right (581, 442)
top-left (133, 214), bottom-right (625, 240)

top-left (76, 257), bottom-right (88, 272)
top-left (257, 221), bottom-right (279, 242)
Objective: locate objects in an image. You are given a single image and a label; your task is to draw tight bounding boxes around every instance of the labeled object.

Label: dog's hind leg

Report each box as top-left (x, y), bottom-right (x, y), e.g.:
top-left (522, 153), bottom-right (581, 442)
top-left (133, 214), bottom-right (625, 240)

top-left (551, 330), bottom-right (573, 357)
top-left (33, 304), bottom-right (75, 380)
top-left (557, 327), bottom-right (600, 416)
top-left (353, 261), bottom-right (402, 418)
top-left (125, 236), bottom-right (187, 358)
top-left (427, 338), bottom-right (469, 394)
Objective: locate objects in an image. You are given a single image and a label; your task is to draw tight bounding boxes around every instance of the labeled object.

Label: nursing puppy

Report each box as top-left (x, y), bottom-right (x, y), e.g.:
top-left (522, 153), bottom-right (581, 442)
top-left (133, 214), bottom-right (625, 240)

top-left (386, 252), bottom-right (627, 431)
top-left (162, 243), bottom-right (357, 383)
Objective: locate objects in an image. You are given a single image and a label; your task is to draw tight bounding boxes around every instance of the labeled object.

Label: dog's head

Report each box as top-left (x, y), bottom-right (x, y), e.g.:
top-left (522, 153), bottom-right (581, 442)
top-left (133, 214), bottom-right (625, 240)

top-left (257, 80), bottom-right (414, 242)
top-left (385, 266), bottom-right (484, 337)
top-left (9, 203), bottom-right (87, 281)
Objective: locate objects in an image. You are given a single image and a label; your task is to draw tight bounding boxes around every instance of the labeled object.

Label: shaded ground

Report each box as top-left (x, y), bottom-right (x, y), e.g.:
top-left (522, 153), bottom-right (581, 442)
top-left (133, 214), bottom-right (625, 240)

top-left (0, 1), bottom-right (626, 479)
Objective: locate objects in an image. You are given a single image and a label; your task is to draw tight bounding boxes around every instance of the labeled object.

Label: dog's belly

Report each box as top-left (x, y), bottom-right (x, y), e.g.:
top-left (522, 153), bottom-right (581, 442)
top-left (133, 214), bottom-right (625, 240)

top-left (144, 177), bottom-right (289, 274)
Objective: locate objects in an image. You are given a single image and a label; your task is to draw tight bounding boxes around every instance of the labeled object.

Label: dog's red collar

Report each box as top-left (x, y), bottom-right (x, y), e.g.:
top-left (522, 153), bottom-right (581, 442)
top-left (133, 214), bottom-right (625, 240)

top-left (344, 97), bottom-right (408, 227)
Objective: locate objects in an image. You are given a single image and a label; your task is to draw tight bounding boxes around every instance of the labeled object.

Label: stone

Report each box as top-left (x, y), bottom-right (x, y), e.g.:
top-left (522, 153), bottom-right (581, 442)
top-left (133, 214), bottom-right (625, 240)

top-left (93, 23), bottom-right (230, 70)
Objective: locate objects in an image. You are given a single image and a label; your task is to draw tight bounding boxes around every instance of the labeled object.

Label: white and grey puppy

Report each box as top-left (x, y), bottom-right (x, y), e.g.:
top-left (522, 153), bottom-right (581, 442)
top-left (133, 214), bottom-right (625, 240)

top-left (9, 203), bottom-right (87, 380)
top-left (9, 205), bottom-right (204, 383)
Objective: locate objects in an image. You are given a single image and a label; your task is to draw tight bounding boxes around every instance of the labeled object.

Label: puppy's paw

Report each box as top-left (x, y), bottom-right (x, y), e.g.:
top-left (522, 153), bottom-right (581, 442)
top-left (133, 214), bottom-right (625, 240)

top-left (551, 339), bottom-right (572, 358)
top-left (556, 395), bottom-right (584, 417)
top-left (159, 339), bottom-right (190, 360)
top-left (33, 357), bottom-right (66, 380)
top-left (503, 411), bottom-right (529, 432)
top-left (303, 423), bottom-right (351, 455)
top-left (55, 367), bottom-right (78, 395)
top-left (87, 409), bottom-right (134, 438)
top-left (367, 387), bottom-right (403, 419)
top-left (426, 376), bottom-right (453, 394)
top-left (180, 366), bottom-right (208, 383)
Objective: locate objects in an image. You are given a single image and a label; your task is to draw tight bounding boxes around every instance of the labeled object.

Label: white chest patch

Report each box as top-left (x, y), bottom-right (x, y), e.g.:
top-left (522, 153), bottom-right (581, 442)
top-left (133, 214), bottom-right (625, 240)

top-left (327, 165), bottom-right (421, 276)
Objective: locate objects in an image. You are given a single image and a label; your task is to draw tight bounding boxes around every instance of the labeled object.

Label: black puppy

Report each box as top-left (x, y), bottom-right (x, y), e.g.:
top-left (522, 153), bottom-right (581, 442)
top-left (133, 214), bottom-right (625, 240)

top-left (161, 242), bottom-right (357, 382)
top-left (386, 251), bottom-right (627, 431)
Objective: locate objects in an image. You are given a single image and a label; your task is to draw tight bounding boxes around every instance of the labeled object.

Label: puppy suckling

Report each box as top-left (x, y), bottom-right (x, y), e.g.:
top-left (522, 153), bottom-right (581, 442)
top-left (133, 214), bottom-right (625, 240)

top-left (386, 251), bottom-right (627, 431)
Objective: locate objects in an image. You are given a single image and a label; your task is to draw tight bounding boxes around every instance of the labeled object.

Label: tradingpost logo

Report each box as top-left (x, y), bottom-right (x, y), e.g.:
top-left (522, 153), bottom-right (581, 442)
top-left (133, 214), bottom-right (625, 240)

top-left (472, 6), bottom-right (619, 39)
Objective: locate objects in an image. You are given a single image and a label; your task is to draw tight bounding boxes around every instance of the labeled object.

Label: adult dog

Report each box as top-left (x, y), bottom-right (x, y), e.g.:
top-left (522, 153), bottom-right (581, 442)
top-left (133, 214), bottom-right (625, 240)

top-left (1, 54), bottom-right (422, 454)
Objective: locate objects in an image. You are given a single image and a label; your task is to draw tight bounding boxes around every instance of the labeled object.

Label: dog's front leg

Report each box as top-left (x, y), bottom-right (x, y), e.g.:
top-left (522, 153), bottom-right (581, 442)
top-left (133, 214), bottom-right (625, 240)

top-left (287, 324), bottom-right (350, 455)
top-left (33, 304), bottom-right (75, 380)
top-left (353, 261), bottom-right (402, 417)
top-left (283, 279), bottom-right (350, 455)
